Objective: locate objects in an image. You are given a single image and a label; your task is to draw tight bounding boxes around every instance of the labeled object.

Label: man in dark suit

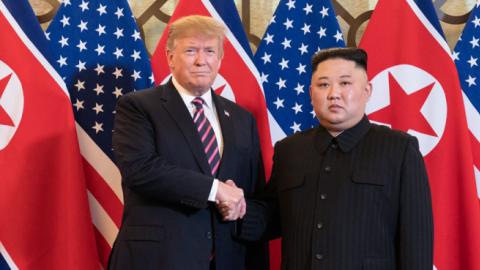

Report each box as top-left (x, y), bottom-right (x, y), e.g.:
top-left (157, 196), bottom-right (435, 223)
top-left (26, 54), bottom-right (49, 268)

top-left (108, 15), bottom-right (265, 270)
top-left (221, 47), bottom-right (434, 269)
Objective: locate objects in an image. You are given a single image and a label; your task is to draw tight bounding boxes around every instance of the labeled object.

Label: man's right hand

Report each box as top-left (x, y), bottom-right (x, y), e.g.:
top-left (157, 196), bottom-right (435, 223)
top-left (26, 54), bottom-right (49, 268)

top-left (215, 180), bottom-right (246, 221)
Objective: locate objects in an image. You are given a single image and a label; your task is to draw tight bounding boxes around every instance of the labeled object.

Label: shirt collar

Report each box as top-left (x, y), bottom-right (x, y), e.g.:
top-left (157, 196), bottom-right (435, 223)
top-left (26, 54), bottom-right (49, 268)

top-left (172, 76), bottom-right (214, 110)
top-left (315, 115), bottom-right (371, 153)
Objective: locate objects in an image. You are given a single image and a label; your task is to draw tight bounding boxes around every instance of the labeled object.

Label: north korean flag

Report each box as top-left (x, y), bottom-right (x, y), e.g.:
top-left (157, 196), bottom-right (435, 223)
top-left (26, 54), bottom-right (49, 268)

top-left (359, 0), bottom-right (480, 269)
top-left (0, 1), bottom-right (98, 269)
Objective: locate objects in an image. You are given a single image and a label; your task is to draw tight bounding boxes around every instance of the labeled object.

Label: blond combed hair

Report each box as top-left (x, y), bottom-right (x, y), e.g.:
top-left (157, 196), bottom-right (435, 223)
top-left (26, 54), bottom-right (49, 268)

top-left (166, 15), bottom-right (226, 57)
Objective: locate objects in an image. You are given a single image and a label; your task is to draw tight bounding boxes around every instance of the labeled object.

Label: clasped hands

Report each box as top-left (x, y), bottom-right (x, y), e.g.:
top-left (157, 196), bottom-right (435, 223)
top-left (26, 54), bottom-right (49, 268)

top-left (215, 180), bottom-right (245, 221)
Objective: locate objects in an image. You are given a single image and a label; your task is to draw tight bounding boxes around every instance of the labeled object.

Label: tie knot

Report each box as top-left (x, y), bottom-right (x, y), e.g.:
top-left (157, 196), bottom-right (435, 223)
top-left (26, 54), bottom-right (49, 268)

top-left (192, 97), bottom-right (205, 109)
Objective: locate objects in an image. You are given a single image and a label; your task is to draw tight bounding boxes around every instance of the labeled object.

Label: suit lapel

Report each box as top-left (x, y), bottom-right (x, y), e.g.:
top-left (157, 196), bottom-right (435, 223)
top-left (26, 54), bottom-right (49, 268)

top-left (161, 80), bottom-right (212, 176)
top-left (213, 94), bottom-right (236, 180)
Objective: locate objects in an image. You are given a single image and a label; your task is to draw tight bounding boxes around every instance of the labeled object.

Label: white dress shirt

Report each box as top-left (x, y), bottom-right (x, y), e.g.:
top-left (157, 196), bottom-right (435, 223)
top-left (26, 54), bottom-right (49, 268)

top-left (172, 77), bottom-right (222, 202)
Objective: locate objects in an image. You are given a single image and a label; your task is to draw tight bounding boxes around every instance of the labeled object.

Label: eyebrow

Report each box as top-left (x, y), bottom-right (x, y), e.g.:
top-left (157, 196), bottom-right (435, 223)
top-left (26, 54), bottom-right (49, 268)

top-left (315, 74), bottom-right (352, 80)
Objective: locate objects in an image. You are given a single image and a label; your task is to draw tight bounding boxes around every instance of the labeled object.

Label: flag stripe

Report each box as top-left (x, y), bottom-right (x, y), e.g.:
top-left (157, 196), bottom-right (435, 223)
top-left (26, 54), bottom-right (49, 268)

top-left (202, 0), bottom-right (264, 93)
top-left (463, 92), bottom-right (480, 145)
top-left (77, 124), bottom-right (123, 203)
top-left (462, 86), bottom-right (480, 201)
top-left (2, 1), bottom-right (51, 61)
top-left (209, 0), bottom-right (252, 58)
top-left (471, 132), bottom-right (480, 168)
top-left (0, 243), bottom-right (17, 270)
top-left (406, 0), bottom-right (451, 57)
top-left (475, 166), bottom-right (480, 199)
top-left (88, 191), bottom-right (119, 248)
top-left (268, 109), bottom-right (286, 145)
top-left (92, 227), bottom-right (111, 270)
top-left (0, 2), bottom-right (68, 97)
top-left (83, 159), bottom-right (123, 227)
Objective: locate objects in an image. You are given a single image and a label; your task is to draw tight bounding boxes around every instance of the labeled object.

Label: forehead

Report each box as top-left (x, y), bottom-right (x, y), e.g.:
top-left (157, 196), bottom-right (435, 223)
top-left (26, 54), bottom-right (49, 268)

top-left (314, 58), bottom-right (365, 77)
top-left (173, 35), bottom-right (220, 47)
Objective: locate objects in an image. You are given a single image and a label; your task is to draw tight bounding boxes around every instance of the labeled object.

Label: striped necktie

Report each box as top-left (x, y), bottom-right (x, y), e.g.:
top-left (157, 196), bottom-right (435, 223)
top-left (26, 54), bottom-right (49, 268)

top-left (192, 97), bottom-right (221, 176)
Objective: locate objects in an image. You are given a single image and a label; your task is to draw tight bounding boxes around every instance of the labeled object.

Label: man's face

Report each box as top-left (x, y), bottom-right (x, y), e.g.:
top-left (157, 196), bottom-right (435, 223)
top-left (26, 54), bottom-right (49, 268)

top-left (310, 58), bottom-right (372, 135)
top-left (167, 35), bottom-right (222, 96)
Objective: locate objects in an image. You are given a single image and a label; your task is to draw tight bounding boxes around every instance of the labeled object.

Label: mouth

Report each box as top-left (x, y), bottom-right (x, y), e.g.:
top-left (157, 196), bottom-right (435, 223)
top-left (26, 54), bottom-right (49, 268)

top-left (191, 71), bottom-right (210, 75)
top-left (328, 104), bottom-right (343, 109)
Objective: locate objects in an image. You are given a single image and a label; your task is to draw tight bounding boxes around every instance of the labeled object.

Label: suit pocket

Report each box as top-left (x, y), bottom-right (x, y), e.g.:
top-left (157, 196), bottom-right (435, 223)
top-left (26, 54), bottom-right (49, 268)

top-left (351, 160), bottom-right (385, 186)
top-left (124, 225), bottom-right (165, 242)
top-left (363, 257), bottom-right (391, 270)
top-left (351, 149), bottom-right (390, 186)
top-left (118, 226), bottom-right (166, 269)
top-left (351, 175), bottom-right (384, 186)
top-left (350, 169), bottom-right (387, 205)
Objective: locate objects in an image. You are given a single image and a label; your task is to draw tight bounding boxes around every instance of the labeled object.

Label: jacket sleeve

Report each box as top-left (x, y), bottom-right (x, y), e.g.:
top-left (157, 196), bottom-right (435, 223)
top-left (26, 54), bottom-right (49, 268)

top-left (112, 93), bottom-right (213, 209)
top-left (244, 116), bottom-right (270, 270)
top-left (397, 136), bottom-right (434, 269)
top-left (237, 141), bottom-right (283, 242)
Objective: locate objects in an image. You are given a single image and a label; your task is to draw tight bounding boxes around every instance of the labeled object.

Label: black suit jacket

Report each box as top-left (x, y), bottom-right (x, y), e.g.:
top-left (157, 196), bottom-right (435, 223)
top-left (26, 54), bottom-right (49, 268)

top-left (108, 80), bottom-right (265, 270)
top-left (240, 116), bottom-right (433, 270)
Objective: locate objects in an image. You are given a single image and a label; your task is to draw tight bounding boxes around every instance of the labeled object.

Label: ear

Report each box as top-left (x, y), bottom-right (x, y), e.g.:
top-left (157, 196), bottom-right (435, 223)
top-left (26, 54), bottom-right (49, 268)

top-left (166, 49), bottom-right (174, 69)
top-left (309, 85), bottom-right (314, 105)
top-left (365, 81), bottom-right (372, 99)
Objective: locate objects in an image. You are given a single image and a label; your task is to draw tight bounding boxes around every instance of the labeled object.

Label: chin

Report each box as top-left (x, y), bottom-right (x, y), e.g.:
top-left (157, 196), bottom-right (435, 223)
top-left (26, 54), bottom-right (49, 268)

top-left (323, 117), bottom-right (344, 125)
top-left (190, 82), bottom-right (209, 89)
top-left (194, 80), bottom-right (213, 87)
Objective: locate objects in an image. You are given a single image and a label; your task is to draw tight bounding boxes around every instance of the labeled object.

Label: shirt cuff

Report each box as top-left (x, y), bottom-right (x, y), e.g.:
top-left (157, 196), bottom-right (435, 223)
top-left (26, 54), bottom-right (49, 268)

top-left (208, 179), bottom-right (219, 202)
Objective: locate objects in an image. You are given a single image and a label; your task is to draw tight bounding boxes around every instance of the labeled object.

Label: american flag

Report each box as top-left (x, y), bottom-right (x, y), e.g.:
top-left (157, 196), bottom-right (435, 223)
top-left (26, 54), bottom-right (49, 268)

top-left (254, 0), bottom-right (345, 143)
top-left (453, 1), bottom-right (480, 202)
top-left (46, 0), bottom-right (154, 267)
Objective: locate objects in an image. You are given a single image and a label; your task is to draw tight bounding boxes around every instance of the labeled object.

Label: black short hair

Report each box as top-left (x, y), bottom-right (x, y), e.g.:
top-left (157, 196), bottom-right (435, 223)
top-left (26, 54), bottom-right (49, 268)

top-left (312, 47), bottom-right (367, 73)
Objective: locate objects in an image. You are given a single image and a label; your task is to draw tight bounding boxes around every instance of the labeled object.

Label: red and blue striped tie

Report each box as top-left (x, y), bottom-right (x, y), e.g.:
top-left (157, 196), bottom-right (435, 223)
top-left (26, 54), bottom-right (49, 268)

top-left (192, 97), bottom-right (221, 176)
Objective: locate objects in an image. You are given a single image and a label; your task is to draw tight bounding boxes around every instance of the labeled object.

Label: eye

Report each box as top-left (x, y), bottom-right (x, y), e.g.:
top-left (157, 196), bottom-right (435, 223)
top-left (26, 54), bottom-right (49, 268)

top-left (185, 48), bottom-right (197, 55)
top-left (206, 48), bottom-right (216, 55)
top-left (340, 81), bottom-right (352, 86)
top-left (316, 82), bottom-right (329, 88)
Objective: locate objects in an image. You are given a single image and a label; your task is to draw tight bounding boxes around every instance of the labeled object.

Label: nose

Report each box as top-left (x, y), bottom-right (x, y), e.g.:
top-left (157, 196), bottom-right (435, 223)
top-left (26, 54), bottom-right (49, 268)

top-left (194, 51), bottom-right (206, 66)
top-left (327, 85), bottom-right (340, 100)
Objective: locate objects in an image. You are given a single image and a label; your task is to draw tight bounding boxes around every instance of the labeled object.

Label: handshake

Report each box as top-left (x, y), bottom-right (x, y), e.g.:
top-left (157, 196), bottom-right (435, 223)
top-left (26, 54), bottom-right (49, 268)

top-left (215, 180), bottom-right (246, 221)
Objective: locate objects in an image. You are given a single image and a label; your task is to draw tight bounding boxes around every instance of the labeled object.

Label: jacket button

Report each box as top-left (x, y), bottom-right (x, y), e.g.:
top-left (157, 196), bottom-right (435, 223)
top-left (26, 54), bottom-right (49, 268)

top-left (324, 166), bottom-right (331, 173)
top-left (315, 254), bottom-right (324, 260)
top-left (320, 193), bottom-right (327, 200)
top-left (316, 223), bottom-right (324, 229)
top-left (206, 232), bottom-right (213, 239)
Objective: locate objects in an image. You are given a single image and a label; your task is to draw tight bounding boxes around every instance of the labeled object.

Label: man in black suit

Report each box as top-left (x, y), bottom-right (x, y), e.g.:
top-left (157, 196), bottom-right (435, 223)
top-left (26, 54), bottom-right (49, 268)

top-left (108, 15), bottom-right (265, 270)
top-left (222, 47), bottom-right (434, 269)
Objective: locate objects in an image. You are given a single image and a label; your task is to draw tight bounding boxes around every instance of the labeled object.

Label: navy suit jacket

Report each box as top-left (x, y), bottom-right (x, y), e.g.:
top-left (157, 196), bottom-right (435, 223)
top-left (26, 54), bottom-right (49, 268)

top-left (108, 80), bottom-right (266, 270)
